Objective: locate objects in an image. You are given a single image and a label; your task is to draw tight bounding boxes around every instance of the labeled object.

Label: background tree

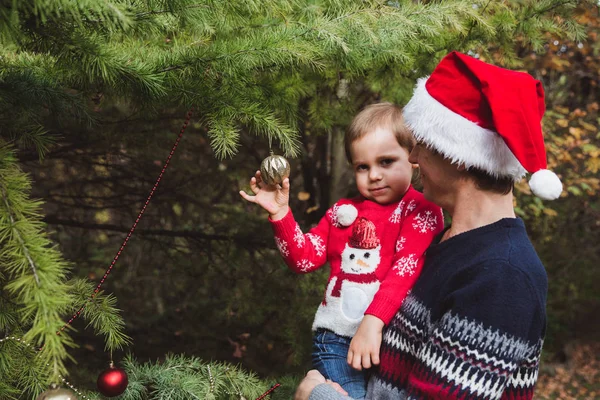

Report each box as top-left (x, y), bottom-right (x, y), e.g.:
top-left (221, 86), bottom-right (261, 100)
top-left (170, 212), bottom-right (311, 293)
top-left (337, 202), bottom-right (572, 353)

top-left (0, 0), bottom-right (595, 398)
top-left (517, 5), bottom-right (600, 357)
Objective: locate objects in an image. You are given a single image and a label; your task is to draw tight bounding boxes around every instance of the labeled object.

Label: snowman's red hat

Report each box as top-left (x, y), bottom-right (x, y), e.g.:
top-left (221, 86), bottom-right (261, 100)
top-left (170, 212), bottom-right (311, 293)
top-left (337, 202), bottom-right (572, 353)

top-left (349, 217), bottom-right (380, 249)
top-left (403, 51), bottom-right (562, 200)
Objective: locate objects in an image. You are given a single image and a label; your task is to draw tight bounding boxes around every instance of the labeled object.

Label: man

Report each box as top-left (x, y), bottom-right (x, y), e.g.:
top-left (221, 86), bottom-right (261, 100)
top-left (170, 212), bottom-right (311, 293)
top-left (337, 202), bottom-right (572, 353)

top-left (295, 51), bottom-right (562, 400)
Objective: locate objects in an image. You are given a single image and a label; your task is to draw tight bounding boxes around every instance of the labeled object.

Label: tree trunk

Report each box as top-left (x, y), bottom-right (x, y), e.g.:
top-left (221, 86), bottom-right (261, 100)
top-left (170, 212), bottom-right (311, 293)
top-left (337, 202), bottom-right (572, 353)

top-left (328, 126), bottom-right (353, 204)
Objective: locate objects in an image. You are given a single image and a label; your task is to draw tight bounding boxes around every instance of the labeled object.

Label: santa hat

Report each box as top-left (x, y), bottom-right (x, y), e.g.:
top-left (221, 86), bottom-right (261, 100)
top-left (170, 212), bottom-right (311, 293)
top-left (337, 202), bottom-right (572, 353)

top-left (348, 217), bottom-right (380, 249)
top-left (403, 51), bottom-right (562, 200)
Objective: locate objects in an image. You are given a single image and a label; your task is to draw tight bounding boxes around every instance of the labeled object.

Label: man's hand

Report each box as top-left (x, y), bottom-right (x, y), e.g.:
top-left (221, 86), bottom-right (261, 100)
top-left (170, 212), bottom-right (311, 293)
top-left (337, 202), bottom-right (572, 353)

top-left (347, 315), bottom-right (384, 370)
top-left (239, 171), bottom-right (290, 220)
top-left (294, 370), bottom-right (348, 400)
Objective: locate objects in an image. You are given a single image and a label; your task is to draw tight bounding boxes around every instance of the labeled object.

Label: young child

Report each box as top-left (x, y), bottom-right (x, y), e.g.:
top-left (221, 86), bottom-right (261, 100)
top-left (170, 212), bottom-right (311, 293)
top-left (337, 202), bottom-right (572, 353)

top-left (239, 103), bottom-right (443, 399)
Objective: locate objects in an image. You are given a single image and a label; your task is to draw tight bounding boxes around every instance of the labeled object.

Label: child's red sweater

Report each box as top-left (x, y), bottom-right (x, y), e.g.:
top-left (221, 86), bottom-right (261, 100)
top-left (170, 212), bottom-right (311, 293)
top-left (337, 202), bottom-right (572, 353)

top-left (270, 186), bottom-right (443, 337)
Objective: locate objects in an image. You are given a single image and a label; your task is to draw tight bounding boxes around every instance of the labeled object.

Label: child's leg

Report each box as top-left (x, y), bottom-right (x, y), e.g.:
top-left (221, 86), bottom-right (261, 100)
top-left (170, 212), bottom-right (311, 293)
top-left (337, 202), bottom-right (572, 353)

top-left (312, 329), bottom-right (368, 399)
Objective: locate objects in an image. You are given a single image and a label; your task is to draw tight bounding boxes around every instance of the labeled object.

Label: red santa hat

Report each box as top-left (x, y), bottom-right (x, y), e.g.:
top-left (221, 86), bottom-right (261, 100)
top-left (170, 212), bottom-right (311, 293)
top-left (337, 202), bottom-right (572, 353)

top-left (403, 51), bottom-right (562, 200)
top-left (348, 217), bottom-right (380, 249)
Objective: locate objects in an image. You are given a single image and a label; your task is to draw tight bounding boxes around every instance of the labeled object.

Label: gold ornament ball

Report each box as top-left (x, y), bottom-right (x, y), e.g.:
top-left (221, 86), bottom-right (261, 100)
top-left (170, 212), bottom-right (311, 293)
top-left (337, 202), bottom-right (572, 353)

top-left (36, 384), bottom-right (78, 400)
top-left (260, 152), bottom-right (290, 186)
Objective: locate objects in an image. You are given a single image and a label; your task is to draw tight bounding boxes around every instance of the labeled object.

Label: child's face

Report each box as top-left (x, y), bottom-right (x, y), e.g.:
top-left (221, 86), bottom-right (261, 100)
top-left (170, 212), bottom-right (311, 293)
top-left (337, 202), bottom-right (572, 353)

top-left (350, 127), bottom-right (413, 204)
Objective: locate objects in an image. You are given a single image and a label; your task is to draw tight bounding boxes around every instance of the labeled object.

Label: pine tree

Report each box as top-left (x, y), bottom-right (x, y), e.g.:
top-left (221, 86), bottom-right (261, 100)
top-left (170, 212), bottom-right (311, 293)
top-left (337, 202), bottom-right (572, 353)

top-left (0, 0), bottom-right (587, 398)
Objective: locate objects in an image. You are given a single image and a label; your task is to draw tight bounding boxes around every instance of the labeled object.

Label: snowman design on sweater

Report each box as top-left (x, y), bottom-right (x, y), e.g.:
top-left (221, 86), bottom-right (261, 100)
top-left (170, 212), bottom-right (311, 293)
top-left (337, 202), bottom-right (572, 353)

top-left (320, 217), bottom-right (381, 321)
top-left (269, 188), bottom-right (444, 339)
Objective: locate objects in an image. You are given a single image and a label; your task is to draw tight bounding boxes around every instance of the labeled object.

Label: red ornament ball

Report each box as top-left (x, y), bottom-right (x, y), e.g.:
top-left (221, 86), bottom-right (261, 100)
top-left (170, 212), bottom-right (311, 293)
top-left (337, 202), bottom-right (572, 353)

top-left (97, 363), bottom-right (128, 397)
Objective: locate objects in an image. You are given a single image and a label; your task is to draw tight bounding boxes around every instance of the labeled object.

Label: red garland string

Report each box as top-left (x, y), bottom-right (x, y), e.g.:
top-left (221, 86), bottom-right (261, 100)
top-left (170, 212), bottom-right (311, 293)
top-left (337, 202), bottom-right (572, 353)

top-left (255, 383), bottom-right (281, 400)
top-left (58, 108), bottom-right (194, 334)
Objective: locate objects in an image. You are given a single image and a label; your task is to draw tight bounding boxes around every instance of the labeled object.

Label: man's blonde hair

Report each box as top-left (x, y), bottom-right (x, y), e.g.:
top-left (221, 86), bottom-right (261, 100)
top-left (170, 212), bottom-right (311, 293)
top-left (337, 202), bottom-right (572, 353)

top-left (345, 102), bottom-right (415, 163)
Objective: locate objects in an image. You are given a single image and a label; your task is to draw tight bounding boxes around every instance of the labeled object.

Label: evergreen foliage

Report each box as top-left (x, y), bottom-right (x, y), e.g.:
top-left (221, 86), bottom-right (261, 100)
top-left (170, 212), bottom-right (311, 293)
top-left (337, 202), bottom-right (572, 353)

top-left (0, 146), bottom-right (130, 398)
top-left (118, 354), bottom-right (270, 400)
top-left (2, 0), bottom-right (586, 158)
top-left (0, 0), bottom-right (589, 398)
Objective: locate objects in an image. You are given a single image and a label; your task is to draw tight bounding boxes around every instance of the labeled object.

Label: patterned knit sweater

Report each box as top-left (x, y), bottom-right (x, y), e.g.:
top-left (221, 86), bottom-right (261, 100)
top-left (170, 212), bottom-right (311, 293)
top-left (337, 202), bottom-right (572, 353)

top-left (309, 218), bottom-right (548, 400)
top-left (270, 186), bottom-right (443, 338)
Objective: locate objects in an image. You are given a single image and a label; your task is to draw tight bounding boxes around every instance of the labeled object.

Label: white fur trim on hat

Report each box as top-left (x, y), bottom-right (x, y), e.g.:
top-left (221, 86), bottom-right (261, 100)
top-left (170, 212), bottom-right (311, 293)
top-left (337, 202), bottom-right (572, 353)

top-left (403, 78), bottom-right (527, 180)
top-left (336, 204), bottom-right (358, 227)
top-left (529, 169), bottom-right (563, 200)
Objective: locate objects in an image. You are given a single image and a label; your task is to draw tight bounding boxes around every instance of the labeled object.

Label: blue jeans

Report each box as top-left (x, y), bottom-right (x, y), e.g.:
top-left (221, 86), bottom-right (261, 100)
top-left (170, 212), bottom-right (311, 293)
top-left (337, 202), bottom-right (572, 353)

top-left (312, 329), bottom-right (368, 399)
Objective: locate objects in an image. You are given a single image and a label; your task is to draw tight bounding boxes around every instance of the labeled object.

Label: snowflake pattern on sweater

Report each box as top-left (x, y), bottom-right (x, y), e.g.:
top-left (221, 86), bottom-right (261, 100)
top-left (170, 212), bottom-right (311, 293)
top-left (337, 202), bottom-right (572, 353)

top-left (307, 233), bottom-right (326, 257)
top-left (393, 254), bottom-right (418, 277)
top-left (269, 186), bottom-right (443, 338)
top-left (395, 236), bottom-right (406, 252)
top-left (412, 210), bottom-right (439, 233)
top-left (274, 237), bottom-right (289, 257)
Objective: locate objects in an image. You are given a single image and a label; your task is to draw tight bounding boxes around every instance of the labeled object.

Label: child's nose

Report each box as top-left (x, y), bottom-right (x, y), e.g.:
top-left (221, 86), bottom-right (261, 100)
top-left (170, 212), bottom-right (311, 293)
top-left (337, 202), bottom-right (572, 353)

top-left (369, 168), bottom-right (382, 180)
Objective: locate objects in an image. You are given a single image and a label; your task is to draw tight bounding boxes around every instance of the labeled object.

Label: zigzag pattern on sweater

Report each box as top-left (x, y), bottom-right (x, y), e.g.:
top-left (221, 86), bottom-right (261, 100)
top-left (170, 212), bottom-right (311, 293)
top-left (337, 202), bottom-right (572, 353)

top-left (378, 294), bottom-right (542, 400)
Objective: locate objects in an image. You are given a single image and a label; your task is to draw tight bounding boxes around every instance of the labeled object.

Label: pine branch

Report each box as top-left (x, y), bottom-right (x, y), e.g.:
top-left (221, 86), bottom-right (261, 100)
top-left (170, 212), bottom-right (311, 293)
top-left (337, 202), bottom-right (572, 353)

top-left (135, 4), bottom-right (210, 19)
top-left (0, 185), bottom-right (40, 286)
top-left (0, 145), bottom-right (118, 385)
top-left (71, 280), bottom-right (132, 353)
top-left (459, 0), bottom-right (494, 47)
top-left (119, 354), bottom-right (272, 400)
top-left (522, 0), bottom-right (579, 22)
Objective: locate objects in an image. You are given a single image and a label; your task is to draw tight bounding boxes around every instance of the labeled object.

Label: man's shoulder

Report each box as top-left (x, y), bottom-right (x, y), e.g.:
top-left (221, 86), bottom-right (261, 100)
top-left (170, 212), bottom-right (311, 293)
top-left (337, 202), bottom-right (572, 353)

top-left (440, 221), bottom-right (547, 291)
top-left (493, 219), bottom-right (547, 284)
top-left (462, 242), bottom-right (546, 281)
top-left (450, 249), bottom-right (547, 306)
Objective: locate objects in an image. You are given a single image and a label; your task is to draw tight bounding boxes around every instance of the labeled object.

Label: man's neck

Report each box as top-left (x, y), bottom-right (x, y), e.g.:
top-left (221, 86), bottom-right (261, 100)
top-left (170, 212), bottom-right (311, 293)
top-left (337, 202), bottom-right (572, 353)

top-left (444, 186), bottom-right (516, 239)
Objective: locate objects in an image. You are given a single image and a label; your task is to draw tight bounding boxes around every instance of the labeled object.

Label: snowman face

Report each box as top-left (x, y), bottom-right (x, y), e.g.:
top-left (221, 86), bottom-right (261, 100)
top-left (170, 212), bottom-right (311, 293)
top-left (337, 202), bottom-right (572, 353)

top-left (340, 244), bottom-right (381, 274)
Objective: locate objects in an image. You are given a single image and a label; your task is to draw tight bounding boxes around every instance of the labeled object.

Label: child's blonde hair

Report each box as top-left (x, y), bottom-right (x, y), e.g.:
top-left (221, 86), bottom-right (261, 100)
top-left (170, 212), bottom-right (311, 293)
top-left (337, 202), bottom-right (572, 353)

top-left (345, 102), bottom-right (415, 163)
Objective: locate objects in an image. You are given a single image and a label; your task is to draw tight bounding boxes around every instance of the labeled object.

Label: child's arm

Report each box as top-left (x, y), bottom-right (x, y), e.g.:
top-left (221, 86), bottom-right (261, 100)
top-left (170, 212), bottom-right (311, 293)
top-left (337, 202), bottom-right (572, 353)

top-left (347, 315), bottom-right (384, 371)
top-left (241, 170), bottom-right (332, 273)
top-left (364, 196), bottom-right (444, 325)
top-left (347, 195), bottom-right (444, 370)
top-left (239, 170), bottom-right (290, 221)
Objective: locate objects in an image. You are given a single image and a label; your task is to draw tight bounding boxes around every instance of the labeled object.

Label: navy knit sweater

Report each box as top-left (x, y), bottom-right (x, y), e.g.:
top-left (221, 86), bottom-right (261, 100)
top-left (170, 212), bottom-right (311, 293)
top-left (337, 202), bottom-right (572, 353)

top-left (309, 218), bottom-right (548, 400)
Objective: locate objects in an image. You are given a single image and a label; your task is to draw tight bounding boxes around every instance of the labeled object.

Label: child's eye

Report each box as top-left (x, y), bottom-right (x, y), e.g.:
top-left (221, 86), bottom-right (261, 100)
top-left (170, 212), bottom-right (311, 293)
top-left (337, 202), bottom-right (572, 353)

top-left (381, 159), bottom-right (394, 166)
top-left (356, 164), bottom-right (368, 171)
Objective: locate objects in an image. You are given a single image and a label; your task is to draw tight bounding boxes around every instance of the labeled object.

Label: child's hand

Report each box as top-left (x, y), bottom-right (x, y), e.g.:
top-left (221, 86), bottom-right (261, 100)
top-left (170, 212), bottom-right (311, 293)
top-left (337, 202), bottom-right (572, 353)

top-left (239, 171), bottom-right (290, 221)
top-left (347, 315), bottom-right (384, 371)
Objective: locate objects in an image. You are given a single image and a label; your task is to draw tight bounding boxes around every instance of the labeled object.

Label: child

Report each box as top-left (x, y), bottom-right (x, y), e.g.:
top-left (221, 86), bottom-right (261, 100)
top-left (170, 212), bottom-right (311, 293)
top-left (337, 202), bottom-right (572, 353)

top-left (239, 103), bottom-right (443, 399)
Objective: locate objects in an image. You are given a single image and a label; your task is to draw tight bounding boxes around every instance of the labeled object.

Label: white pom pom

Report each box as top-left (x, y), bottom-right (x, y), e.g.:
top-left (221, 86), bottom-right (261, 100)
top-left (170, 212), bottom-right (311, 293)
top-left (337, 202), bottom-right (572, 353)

top-left (337, 204), bottom-right (358, 227)
top-left (529, 169), bottom-right (563, 200)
